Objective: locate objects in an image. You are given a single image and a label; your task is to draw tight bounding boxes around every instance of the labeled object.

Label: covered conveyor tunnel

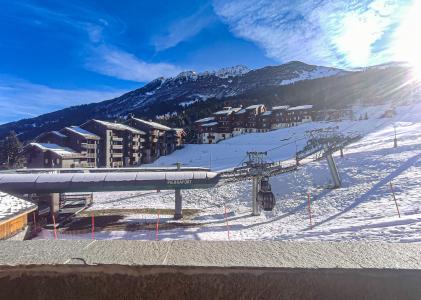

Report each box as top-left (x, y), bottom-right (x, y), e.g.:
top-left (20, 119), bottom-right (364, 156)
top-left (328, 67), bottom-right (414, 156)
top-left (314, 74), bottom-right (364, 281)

top-left (0, 170), bottom-right (220, 220)
top-left (0, 171), bottom-right (220, 194)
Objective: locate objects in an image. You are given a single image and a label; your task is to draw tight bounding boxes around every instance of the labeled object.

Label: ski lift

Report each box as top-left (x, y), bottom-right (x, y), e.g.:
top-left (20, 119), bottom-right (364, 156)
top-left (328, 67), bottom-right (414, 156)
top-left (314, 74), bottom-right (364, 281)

top-left (259, 176), bottom-right (271, 191)
top-left (257, 177), bottom-right (276, 211)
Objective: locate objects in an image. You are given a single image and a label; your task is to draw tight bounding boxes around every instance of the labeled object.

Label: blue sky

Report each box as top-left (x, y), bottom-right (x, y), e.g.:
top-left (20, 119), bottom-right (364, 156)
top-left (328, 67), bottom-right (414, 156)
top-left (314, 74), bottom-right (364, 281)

top-left (0, 0), bottom-right (417, 123)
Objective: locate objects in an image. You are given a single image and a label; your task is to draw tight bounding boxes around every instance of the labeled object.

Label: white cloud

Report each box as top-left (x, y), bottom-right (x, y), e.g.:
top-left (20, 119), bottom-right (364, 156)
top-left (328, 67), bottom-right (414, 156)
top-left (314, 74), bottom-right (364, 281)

top-left (85, 46), bottom-right (182, 82)
top-left (153, 5), bottom-right (215, 51)
top-left (0, 75), bottom-right (124, 124)
top-left (213, 0), bottom-right (410, 67)
top-left (12, 2), bottom-right (184, 82)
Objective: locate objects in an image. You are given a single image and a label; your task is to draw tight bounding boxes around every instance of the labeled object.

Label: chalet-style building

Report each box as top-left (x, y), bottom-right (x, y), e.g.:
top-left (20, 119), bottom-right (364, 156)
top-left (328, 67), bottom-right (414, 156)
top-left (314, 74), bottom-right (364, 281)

top-left (60, 126), bottom-right (100, 167)
top-left (195, 103), bottom-right (316, 144)
top-left (283, 105), bottom-right (313, 126)
top-left (271, 106), bottom-right (290, 128)
top-left (244, 104), bottom-right (266, 129)
top-left (172, 128), bottom-right (186, 149)
top-left (258, 110), bottom-right (273, 131)
top-left (313, 109), bottom-right (354, 121)
top-left (35, 126), bottom-right (100, 168)
top-left (195, 107), bottom-right (243, 144)
top-left (81, 119), bottom-right (145, 168)
top-left (35, 131), bottom-right (68, 146)
top-left (125, 116), bottom-right (183, 163)
top-left (24, 143), bottom-right (87, 168)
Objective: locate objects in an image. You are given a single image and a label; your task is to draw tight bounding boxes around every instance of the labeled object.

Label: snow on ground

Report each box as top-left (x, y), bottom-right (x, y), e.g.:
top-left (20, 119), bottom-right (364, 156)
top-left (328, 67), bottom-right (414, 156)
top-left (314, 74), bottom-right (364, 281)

top-left (0, 192), bottom-right (36, 222)
top-left (150, 104), bottom-right (397, 171)
top-left (37, 102), bottom-right (421, 242)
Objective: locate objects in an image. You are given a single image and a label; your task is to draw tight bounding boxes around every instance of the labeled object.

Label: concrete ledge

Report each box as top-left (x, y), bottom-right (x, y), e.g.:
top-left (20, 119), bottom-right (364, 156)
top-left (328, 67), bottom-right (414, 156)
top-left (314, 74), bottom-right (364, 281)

top-left (1, 241), bottom-right (421, 299)
top-left (1, 240), bottom-right (421, 268)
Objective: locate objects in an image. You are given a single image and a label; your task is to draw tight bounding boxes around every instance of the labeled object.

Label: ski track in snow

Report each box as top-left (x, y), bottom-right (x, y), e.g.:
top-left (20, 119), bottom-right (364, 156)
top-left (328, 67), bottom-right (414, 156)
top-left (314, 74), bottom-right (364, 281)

top-left (37, 102), bottom-right (421, 242)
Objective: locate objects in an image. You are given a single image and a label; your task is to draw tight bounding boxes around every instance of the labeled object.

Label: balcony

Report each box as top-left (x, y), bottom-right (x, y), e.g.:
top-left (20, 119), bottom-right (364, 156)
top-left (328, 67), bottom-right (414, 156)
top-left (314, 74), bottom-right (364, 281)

top-left (111, 153), bottom-right (123, 158)
top-left (81, 143), bottom-right (96, 149)
top-left (112, 137), bottom-right (123, 142)
top-left (112, 144), bottom-right (123, 150)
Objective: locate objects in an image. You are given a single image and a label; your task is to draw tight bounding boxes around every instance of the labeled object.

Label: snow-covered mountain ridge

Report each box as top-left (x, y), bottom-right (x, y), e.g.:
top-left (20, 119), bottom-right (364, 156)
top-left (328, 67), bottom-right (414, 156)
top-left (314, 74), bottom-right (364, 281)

top-left (0, 60), bottom-right (416, 141)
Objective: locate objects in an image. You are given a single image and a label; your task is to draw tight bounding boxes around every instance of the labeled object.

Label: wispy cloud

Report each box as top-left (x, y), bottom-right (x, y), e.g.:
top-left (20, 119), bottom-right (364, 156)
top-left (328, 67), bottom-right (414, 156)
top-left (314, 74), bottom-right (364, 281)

top-left (153, 4), bottom-right (216, 51)
top-left (0, 75), bottom-right (124, 124)
top-left (10, 1), bottom-right (182, 81)
top-left (213, 0), bottom-right (412, 67)
top-left (10, 1), bottom-right (121, 44)
top-left (85, 46), bottom-right (182, 82)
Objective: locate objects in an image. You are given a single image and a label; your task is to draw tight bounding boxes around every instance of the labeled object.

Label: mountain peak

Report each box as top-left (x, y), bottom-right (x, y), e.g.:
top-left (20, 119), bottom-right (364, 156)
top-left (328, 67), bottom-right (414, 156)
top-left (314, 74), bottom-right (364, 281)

top-left (210, 65), bottom-right (251, 78)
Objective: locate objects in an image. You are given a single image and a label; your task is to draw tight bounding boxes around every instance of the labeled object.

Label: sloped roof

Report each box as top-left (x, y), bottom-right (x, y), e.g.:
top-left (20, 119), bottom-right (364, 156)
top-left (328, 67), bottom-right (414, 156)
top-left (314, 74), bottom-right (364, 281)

top-left (28, 143), bottom-right (82, 158)
top-left (195, 117), bottom-right (215, 123)
top-left (200, 122), bottom-right (219, 127)
top-left (0, 192), bottom-right (37, 224)
top-left (288, 105), bottom-right (313, 111)
top-left (130, 117), bottom-right (171, 131)
top-left (246, 104), bottom-right (265, 110)
top-left (213, 107), bottom-right (242, 116)
top-left (64, 126), bottom-right (100, 140)
top-left (51, 131), bottom-right (67, 138)
top-left (235, 109), bottom-right (246, 114)
top-left (35, 131), bottom-right (67, 141)
top-left (272, 105), bottom-right (290, 111)
top-left (92, 119), bottom-right (145, 134)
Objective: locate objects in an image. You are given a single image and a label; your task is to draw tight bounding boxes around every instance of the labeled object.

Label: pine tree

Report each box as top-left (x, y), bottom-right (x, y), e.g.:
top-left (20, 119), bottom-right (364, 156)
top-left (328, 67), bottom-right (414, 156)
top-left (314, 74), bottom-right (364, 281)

top-left (0, 131), bottom-right (24, 168)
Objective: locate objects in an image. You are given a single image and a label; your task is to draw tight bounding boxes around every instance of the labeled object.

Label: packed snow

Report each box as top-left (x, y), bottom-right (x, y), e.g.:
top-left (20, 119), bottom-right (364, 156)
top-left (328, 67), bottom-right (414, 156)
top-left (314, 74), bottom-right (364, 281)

top-left (37, 102), bottom-right (421, 242)
top-left (0, 192), bottom-right (36, 222)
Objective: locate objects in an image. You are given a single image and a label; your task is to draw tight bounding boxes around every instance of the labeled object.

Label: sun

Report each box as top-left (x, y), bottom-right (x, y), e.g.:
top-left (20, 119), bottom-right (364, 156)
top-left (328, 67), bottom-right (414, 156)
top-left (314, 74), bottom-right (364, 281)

top-left (392, 0), bottom-right (421, 81)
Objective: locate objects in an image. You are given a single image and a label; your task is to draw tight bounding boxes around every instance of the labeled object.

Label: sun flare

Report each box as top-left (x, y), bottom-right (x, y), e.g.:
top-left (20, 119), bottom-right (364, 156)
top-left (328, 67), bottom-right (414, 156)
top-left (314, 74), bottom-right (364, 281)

top-left (392, 0), bottom-right (421, 81)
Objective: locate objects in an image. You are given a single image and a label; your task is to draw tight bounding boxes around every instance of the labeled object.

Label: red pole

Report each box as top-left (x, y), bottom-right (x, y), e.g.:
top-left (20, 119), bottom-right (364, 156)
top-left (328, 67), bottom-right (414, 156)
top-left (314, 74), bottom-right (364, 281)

top-left (91, 212), bottom-right (95, 240)
top-left (224, 205), bottom-right (230, 241)
top-left (52, 214), bottom-right (58, 240)
top-left (307, 192), bottom-right (313, 229)
top-left (155, 211), bottom-right (160, 241)
top-left (390, 182), bottom-right (401, 218)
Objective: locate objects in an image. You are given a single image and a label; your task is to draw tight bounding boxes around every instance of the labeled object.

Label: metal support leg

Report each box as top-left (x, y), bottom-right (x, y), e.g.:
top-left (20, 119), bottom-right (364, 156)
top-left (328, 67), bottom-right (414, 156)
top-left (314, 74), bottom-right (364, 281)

top-left (326, 153), bottom-right (341, 188)
top-left (252, 177), bottom-right (260, 216)
top-left (38, 193), bottom-right (60, 222)
top-left (174, 189), bottom-right (182, 219)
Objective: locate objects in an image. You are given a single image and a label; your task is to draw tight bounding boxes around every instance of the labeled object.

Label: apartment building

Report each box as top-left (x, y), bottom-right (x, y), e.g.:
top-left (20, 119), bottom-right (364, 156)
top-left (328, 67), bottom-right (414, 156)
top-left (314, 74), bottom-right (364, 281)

top-left (125, 116), bottom-right (182, 163)
top-left (196, 103), bottom-right (315, 144)
top-left (283, 105), bottom-right (313, 126)
top-left (60, 126), bottom-right (100, 167)
top-left (24, 143), bottom-right (86, 168)
top-left (81, 119), bottom-right (145, 168)
top-left (35, 127), bottom-right (100, 167)
top-left (35, 131), bottom-right (68, 145)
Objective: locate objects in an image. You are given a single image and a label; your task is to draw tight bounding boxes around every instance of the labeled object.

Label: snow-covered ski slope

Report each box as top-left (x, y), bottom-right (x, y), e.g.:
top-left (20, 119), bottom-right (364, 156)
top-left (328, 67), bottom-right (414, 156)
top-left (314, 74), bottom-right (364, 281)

top-left (150, 105), bottom-right (406, 171)
top-left (42, 102), bottom-right (421, 242)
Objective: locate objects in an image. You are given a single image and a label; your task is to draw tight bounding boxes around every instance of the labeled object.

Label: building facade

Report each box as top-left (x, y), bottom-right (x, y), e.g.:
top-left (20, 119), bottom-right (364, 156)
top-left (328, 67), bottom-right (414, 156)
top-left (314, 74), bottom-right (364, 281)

top-left (195, 103), bottom-right (316, 143)
top-left (125, 116), bottom-right (183, 163)
top-left (24, 143), bottom-right (87, 168)
top-left (60, 126), bottom-right (100, 167)
top-left (81, 119), bottom-right (145, 168)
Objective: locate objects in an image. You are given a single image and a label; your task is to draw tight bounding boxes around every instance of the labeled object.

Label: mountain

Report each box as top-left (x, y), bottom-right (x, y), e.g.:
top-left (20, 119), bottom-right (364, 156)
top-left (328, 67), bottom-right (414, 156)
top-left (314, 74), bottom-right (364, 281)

top-left (0, 61), bottom-right (417, 142)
